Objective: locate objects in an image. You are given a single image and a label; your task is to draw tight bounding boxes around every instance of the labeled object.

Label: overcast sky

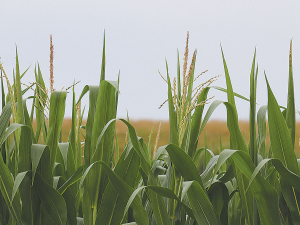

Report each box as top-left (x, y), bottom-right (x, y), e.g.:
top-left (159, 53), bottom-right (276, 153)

top-left (1, 1), bottom-right (300, 121)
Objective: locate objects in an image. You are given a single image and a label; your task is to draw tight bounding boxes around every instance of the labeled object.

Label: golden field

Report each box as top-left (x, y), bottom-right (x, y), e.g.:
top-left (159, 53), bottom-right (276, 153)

top-left (58, 119), bottom-right (300, 159)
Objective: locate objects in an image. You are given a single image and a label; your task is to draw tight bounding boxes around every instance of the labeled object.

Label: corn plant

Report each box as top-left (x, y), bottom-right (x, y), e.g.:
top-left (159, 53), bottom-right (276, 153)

top-left (0, 35), bottom-right (121, 225)
top-left (99, 36), bottom-right (300, 225)
top-left (1, 33), bottom-right (300, 225)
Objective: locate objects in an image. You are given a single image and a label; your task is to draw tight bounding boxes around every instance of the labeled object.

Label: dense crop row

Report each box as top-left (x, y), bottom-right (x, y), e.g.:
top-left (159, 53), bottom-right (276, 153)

top-left (0, 33), bottom-right (299, 224)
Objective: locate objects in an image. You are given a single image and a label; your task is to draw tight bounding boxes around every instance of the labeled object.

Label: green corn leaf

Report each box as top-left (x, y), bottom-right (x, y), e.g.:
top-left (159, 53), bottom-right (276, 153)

top-left (123, 185), bottom-right (192, 224)
top-left (0, 148), bottom-right (21, 224)
top-left (53, 163), bottom-right (65, 178)
top-left (0, 123), bottom-right (24, 147)
top-left (76, 108), bottom-right (84, 167)
top-left (207, 182), bottom-right (229, 225)
top-left (165, 144), bottom-right (204, 188)
top-left (201, 155), bottom-right (219, 188)
top-left (249, 50), bottom-right (257, 165)
top-left (265, 72), bottom-right (300, 223)
top-left (15, 48), bottom-right (24, 126)
top-left (12, 171), bottom-right (29, 201)
top-left (81, 85), bottom-right (99, 166)
top-left (79, 84), bottom-right (111, 225)
top-left (214, 150), bottom-right (281, 225)
top-left (0, 122), bottom-right (22, 170)
top-left (66, 139), bottom-right (75, 180)
top-left (19, 65), bottom-right (30, 80)
top-left (257, 105), bottom-right (268, 159)
top-left (249, 158), bottom-right (300, 193)
top-left (224, 103), bottom-right (247, 152)
top-left (57, 165), bottom-right (84, 194)
top-left (12, 171), bottom-right (36, 225)
top-left (199, 101), bottom-right (247, 152)
top-left (18, 125), bottom-right (32, 173)
top-left (34, 173), bottom-right (67, 225)
top-left (221, 47), bottom-right (236, 108)
top-left (147, 176), bottom-right (171, 225)
top-left (68, 83), bottom-right (76, 172)
top-left (96, 145), bottom-right (140, 225)
top-left (203, 133), bottom-right (211, 170)
top-left (80, 161), bottom-right (149, 225)
top-left (185, 180), bottom-right (220, 225)
top-left (90, 81), bottom-right (117, 163)
top-left (46, 91), bottom-right (67, 172)
top-left (100, 32), bottom-right (106, 84)
top-left (221, 49), bottom-right (254, 224)
top-left (119, 119), bottom-right (150, 173)
top-left (193, 147), bottom-right (205, 166)
top-left (210, 86), bottom-right (250, 101)
top-left (85, 80), bottom-right (117, 222)
top-left (0, 103), bottom-right (12, 140)
top-left (166, 61), bottom-right (178, 146)
top-left (31, 144), bottom-right (51, 185)
top-left (265, 73), bottom-right (298, 173)
top-left (55, 176), bottom-right (77, 225)
top-left (286, 40), bottom-right (296, 148)
top-left (188, 86), bottom-right (209, 158)
top-left (118, 132), bottom-right (168, 225)
top-left (23, 99), bottom-right (36, 144)
top-left (286, 40), bottom-right (295, 147)
top-left (21, 176), bottom-right (35, 225)
top-left (148, 185), bottom-right (195, 219)
top-left (58, 142), bottom-right (70, 171)
top-left (199, 100), bottom-right (223, 135)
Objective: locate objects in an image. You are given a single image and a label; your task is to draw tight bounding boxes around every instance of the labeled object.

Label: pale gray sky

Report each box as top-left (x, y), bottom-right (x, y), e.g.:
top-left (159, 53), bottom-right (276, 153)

top-left (1, 1), bottom-right (300, 120)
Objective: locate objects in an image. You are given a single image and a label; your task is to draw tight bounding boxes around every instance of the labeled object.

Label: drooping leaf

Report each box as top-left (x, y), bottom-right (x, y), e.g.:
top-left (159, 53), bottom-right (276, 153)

top-left (96, 145), bottom-right (140, 225)
top-left (79, 161), bottom-right (148, 225)
top-left (185, 181), bottom-right (220, 225)
top-left (31, 144), bottom-right (51, 185)
top-left (214, 150), bottom-right (281, 225)
top-left (0, 149), bottom-right (21, 224)
top-left (35, 173), bottom-right (67, 225)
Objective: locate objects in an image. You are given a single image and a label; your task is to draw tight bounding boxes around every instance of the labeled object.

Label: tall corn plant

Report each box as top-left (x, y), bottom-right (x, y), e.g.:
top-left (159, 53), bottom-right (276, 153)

top-left (99, 33), bottom-right (223, 225)
top-left (105, 36), bottom-right (300, 225)
top-left (0, 34), bottom-right (119, 225)
top-left (1, 33), bottom-right (300, 225)
top-left (0, 34), bottom-right (143, 225)
top-left (0, 53), bottom-right (68, 224)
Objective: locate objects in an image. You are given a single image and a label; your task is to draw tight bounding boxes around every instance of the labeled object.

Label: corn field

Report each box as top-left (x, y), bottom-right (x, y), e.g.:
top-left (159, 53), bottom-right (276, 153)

top-left (0, 33), bottom-right (299, 225)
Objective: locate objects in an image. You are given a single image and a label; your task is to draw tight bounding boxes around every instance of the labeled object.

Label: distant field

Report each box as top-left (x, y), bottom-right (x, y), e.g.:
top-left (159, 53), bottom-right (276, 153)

top-left (59, 119), bottom-right (300, 158)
